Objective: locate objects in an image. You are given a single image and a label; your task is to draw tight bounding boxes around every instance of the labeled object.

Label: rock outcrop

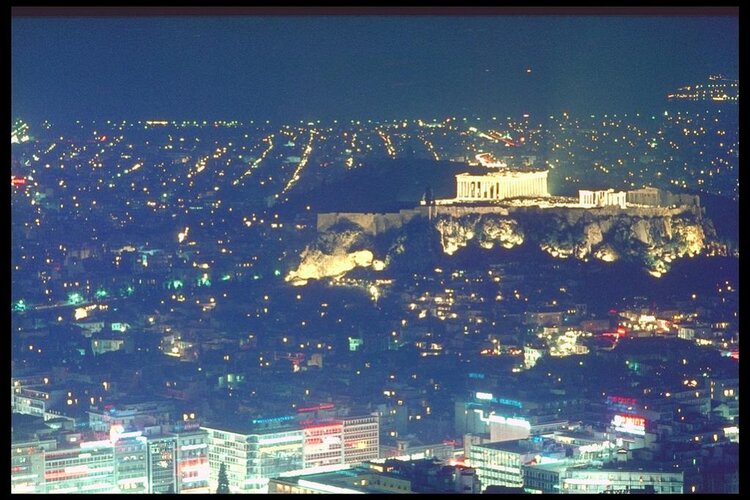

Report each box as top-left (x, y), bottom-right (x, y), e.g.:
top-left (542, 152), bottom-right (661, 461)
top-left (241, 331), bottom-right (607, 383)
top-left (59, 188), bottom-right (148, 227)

top-left (289, 206), bottom-right (720, 284)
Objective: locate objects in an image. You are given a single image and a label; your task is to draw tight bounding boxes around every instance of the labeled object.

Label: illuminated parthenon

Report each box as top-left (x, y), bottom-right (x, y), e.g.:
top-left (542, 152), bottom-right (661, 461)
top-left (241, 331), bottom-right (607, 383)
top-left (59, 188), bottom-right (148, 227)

top-left (455, 169), bottom-right (549, 202)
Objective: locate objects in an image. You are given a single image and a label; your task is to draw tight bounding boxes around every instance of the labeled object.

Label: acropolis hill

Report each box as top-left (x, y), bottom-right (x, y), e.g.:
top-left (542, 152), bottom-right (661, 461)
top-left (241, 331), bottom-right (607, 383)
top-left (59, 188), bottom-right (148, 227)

top-left (286, 170), bottom-right (718, 285)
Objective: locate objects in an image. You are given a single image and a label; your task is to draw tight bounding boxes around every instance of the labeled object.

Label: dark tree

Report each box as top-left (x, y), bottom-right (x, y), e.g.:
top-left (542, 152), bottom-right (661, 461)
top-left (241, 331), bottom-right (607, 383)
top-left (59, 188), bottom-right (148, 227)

top-left (216, 462), bottom-right (230, 494)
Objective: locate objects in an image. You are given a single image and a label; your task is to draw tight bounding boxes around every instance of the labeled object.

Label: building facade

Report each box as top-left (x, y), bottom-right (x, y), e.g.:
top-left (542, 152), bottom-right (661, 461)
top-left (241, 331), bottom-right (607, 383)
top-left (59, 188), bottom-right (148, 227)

top-left (455, 169), bottom-right (549, 202)
top-left (88, 401), bottom-right (174, 433)
top-left (202, 422), bottom-right (305, 493)
top-left (523, 461), bottom-right (684, 494)
top-left (302, 421), bottom-right (344, 469)
top-left (42, 439), bottom-right (117, 493)
top-left (174, 428), bottom-right (211, 493)
top-left (10, 438), bottom-right (56, 493)
top-left (468, 441), bottom-right (536, 491)
top-left (342, 414), bottom-right (380, 465)
top-left (578, 189), bottom-right (627, 208)
top-left (561, 466), bottom-right (684, 494)
top-left (112, 430), bottom-right (149, 493)
top-left (147, 435), bottom-right (176, 493)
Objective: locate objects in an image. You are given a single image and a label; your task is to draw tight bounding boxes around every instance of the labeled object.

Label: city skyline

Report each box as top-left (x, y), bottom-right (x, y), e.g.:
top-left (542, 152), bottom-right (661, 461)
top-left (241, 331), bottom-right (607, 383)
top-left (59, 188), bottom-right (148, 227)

top-left (11, 7), bottom-right (738, 495)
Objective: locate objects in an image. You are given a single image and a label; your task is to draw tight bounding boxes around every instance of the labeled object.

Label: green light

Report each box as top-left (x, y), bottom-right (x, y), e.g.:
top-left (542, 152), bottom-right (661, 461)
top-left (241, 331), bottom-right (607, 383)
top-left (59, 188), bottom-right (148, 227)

top-left (95, 288), bottom-right (108, 299)
top-left (67, 292), bottom-right (84, 305)
top-left (121, 285), bottom-right (135, 297)
top-left (13, 299), bottom-right (27, 312)
top-left (348, 337), bottom-right (363, 352)
top-left (197, 274), bottom-right (211, 287)
top-left (221, 274), bottom-right (231, 281)
top-left (167, 279), bottom-right (184, 290)
top-left (274, 269), bottom-right (281, 277)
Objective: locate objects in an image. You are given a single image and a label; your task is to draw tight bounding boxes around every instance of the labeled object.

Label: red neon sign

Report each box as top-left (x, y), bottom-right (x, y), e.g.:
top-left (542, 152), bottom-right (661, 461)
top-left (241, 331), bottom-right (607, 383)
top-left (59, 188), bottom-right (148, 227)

top-left (302, 421), bottom-right (342, 431)
top-left (296, 403), bottom-right (335, 413)
top-left (608, 396), bottom-right (637, 407)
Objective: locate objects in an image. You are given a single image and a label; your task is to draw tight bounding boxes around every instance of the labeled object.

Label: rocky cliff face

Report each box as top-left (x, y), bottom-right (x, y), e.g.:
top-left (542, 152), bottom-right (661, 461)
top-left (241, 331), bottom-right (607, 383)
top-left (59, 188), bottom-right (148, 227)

top-left (288, 207), bottom-right (720, 284)
top-left (435, 215), bottom-right (524, 255)
top-left (285, 224), bottom-right (385, 286)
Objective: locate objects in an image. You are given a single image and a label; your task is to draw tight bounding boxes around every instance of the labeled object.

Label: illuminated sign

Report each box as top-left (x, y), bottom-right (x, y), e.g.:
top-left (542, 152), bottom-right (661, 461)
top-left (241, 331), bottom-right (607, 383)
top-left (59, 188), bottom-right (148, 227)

top-left (611, 414), bottom-right (646, 436)
top-left (490, 415), bottom-right (531, 429)
top-left (474, 409), bottom-right (531, 429)
top-left (79, 440), bottom-right (112, 450)
top-left (474, 392), bottom-right (523, 408)
top-left (607, 396), bottom-right (637, 407)
top-left (607, 396), bottom-right (639, 416)
top-left (251, 415), bottom-right (295, 425)
top-left (302, 422), bottom-right (342, 431)
top-left (257, 434), bottom-right (304, 446)
top-left (11, 176), bottom-right (26, 186)
top-left (305, 434), bottom-right (342, 455)
top-left (180, 443), bottom-right (207, 451)
top-left (498, 398), bottom-right (523, 409)
top-left (296, 403), bottom-right (335, 413)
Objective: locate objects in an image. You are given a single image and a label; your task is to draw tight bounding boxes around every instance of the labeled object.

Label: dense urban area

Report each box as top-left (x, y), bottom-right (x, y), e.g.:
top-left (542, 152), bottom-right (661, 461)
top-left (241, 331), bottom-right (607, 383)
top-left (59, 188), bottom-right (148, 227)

top-left (11, 75), bottom-right (738, 494)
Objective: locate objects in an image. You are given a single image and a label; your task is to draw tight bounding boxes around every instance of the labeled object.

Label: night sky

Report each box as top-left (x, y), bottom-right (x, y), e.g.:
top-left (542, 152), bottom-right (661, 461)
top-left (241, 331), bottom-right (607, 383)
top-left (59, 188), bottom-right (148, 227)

top-left (12, 14), bottom-right (738, 123)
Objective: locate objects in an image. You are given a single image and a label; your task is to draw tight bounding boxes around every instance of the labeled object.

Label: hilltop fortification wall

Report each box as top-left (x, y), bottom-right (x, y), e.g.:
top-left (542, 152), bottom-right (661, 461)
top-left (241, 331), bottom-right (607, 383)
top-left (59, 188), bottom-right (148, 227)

top-left (317, 204), bottom-right (700, 236)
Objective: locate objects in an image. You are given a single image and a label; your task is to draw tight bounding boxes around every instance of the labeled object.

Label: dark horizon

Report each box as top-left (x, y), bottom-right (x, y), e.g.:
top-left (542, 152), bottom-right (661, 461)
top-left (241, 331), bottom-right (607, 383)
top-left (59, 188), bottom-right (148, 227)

top-left (12, 14), bottom-right (738, 124)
